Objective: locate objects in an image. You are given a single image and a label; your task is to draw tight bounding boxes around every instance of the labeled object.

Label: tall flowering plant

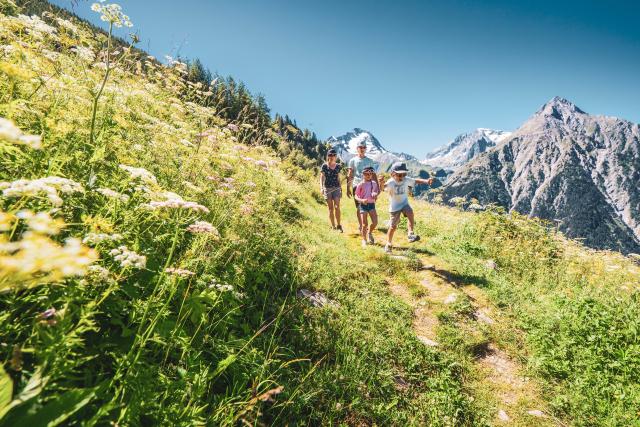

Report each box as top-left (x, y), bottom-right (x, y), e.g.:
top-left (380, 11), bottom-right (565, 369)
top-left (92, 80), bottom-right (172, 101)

top-left (88, 1), bottom-right (133, 146)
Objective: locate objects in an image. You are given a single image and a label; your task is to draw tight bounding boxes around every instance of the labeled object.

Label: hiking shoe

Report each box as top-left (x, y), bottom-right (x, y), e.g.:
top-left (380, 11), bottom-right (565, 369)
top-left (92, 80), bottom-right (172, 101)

top-left (384, 243), bottom-right (392, 253)
top-left (368, 232), bottom-right (375, 245)
top-left (407, 233), bottom-right (421, 243)
top-left (336, 224), bottom-right (343, 233)
top-left (361, 239), bottom-right (368, 248)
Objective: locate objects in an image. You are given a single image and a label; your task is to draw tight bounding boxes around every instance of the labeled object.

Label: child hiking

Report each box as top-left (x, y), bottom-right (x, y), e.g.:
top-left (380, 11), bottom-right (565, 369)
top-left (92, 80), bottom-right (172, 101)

top-left (320, 148), bottom-right (344, 232)
top-left (381, 162), bottom-right (434, 253)
top-left (354, 166), bottom-right (379, 248)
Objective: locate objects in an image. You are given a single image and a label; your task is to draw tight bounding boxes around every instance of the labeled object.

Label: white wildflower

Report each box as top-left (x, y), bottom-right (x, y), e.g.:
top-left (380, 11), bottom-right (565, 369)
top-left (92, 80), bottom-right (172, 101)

top-left (142, 199), bottom-right (210, 213)
top-left (208, 279), bottom-right (245, 299)
top-left (165, 267), bottom-right (195, 277)
top-left (42, 49), bottom-right (60, 61)
top-left (0, 45), bottom-right (16, 56)
top-left (91, 2), bottom-right (133, 28)
top-left (16, 210), bottom-right (64, 235)
top-left (55, 17), bottom-right (79, 33)
top-left (226, 123), bottom-right (239, 132)
top-left (183, 181), bottom-right (203, 193)
top-left (82, 232), bottom-right (123, 245)
top-left (119, 164), bottom-right (158, 184)
top-left (71, 45), bottom-right (95, 62)
top-left (186, 221), bottom-right (220, 237)
top-left (17, 15), bottom-right (57, 37)
top-left (254, 160), bottom-right (268, 169)
top-left (95, 187), bottom-right (130, 203)
top-left (0, 235), bottom-right (96, 289)
top-left (108, 245), bottom-right (146, 269)
top-left (0, 212), bottom-right (16, 232)
top-left (0, 177), bottom-right (83, 206)
top-left (87, 265), bottom-right (112, 281)
top-left (0, 117), bottom-right (42, 149)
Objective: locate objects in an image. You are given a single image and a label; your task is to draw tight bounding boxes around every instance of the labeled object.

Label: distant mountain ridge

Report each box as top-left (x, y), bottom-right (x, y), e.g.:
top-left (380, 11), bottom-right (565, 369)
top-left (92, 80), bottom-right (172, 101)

top-left (327, 128), bottom-right (416, 165)
top-left (422, 128), bottom-right (512, 171)
top-left (442, 97), bottom-right (640, 253)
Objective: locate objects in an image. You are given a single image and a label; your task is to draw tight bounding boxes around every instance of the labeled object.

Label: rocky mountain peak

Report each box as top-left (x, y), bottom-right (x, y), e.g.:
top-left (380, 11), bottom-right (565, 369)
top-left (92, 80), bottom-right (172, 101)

top-left (442, 98), bottom-right (640, 253)
top-left (535, 96), bottom-right (586, 122)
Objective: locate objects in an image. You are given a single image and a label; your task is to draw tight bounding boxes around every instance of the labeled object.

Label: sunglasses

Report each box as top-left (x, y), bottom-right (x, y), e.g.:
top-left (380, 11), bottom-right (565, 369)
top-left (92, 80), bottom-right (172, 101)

top-left (328, 154), bottom-right (337, 157)
top-left (357, 146), bottom-right (366, 149)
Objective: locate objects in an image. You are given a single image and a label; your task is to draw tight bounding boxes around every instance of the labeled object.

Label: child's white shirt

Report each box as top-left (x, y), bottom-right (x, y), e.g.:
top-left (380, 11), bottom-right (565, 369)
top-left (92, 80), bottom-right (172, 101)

top-left (385, 177), bottom-right (415, 212)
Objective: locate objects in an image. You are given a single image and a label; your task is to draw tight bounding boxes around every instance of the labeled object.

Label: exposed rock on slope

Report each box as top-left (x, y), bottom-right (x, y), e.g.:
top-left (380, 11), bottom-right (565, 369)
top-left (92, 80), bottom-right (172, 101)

top-left (423, 128), bottom-right (512, 171)
top-left (443, 97), bottom-right (640, 253)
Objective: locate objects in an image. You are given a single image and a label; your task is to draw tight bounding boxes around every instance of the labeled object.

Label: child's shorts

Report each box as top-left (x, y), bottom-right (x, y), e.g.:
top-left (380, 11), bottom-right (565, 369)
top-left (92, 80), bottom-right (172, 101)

top-left (359, 203), bottom-right (376, 213)
top-left (389, 205), bottom-right (413, 227)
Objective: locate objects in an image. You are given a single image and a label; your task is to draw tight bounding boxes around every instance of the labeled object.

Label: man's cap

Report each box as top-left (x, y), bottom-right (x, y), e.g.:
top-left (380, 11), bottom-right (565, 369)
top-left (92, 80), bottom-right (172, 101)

top-left (391, 162), bottom-right (409, 174)
top-left (327, 148), bottom-right (337, 155)
top-left (356, 140), bottom-right (367, 148)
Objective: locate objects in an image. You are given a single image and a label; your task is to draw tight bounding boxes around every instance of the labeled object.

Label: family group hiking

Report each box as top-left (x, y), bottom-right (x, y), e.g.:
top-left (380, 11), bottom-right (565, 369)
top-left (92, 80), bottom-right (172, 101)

top-left (319, 139), bottom-right (435, 253)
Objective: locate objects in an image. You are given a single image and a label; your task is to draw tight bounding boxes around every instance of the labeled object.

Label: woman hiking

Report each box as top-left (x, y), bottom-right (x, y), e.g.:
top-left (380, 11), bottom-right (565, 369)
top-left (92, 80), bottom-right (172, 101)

top-left (320, 148), bottom-right (344, 232)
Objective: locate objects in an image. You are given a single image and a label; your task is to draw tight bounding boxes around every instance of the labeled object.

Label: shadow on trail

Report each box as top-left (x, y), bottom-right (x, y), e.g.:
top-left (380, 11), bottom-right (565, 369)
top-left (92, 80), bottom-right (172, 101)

top-left (430, 268), bottom-right (490, 288)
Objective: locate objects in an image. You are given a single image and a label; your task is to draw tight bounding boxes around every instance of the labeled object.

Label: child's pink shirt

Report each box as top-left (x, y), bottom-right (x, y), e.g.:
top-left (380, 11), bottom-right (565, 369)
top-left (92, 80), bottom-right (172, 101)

top-left (355, 180), bottom-right (379, 203)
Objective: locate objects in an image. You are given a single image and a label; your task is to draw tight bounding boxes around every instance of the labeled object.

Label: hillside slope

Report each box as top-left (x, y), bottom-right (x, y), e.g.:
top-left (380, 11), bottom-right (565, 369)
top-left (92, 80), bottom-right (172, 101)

top-left (0, 3), bottom-right (480, 425)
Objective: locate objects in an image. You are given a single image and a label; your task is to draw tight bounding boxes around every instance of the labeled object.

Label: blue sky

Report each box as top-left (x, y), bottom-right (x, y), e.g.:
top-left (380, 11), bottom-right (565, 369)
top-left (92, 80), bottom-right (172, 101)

top-left (51, 0), bottom-right (640, 157)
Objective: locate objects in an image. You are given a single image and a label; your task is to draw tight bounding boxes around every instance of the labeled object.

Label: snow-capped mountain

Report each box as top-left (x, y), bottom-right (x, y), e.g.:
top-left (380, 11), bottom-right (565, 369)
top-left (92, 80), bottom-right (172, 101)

top-left (443, 96), bottom-right (640, 253)
top-left (422, 128), bottom-right (512, 171)
top-left (327, 128), bottom-right (416, 164)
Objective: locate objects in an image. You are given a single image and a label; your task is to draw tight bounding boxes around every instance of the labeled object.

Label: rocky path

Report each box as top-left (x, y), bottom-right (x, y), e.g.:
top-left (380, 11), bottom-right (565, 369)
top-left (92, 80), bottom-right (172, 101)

top-left (349, 229), bottom-right (562, 426)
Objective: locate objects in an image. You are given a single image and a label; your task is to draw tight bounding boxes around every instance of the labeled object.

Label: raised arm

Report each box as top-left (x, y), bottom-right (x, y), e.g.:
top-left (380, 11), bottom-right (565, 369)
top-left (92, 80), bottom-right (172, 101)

top-left (414, 177), bottom-right (435, 186)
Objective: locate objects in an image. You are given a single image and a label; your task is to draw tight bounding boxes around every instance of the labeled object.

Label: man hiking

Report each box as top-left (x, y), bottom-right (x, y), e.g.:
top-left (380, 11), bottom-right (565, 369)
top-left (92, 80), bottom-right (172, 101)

top-left (347, 139), bottom-right (379, 231)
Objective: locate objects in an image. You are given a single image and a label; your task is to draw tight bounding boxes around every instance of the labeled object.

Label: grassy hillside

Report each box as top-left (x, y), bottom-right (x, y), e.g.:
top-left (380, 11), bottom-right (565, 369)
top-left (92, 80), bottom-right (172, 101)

top-left (1, 1), bottom-right (639, 426)
top-left (0, 2), bottom-right (479, 425)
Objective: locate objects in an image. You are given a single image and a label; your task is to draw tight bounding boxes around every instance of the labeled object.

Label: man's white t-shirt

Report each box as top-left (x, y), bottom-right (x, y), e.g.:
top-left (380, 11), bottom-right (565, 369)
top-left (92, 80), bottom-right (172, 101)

top-left (385, 177), bottom-right (415, 212)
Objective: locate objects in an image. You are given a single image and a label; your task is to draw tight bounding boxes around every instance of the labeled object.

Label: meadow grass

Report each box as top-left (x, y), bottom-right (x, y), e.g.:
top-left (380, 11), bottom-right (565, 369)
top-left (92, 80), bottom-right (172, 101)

top-left (412, 202), bottom-right (640, 426)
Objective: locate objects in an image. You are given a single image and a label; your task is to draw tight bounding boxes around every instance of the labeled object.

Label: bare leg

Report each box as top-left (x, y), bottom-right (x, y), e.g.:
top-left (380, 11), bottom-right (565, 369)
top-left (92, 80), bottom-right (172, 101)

top-left (369, 210), bottom-right (378, 234)
top-left (405, 209), bottom-right (415, 235)
top-left (354, 188), bottom-right (362, 230)
top-left (335, 199), bottom-right (342, 227)
top-left (387, 225), bottom-right (397, 246)
top-left (327, 199), bottom-right (335, 228)
top-left (361, 212), bottom-right (369, 241)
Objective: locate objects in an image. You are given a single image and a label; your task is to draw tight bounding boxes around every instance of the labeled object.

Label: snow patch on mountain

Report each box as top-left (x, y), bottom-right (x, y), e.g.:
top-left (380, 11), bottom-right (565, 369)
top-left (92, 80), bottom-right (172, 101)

top-left (327, 128), bottom-right (416, 164)
top-left (442, 96), bottom-right (640, 253)
top-left (422, 128), bottom-right (512, 171)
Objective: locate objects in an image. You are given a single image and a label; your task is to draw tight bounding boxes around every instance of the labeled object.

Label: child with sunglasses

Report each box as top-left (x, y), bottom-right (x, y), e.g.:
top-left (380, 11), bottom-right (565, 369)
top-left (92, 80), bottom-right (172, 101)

top-left (354, 166), bottom-right (379, 247)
